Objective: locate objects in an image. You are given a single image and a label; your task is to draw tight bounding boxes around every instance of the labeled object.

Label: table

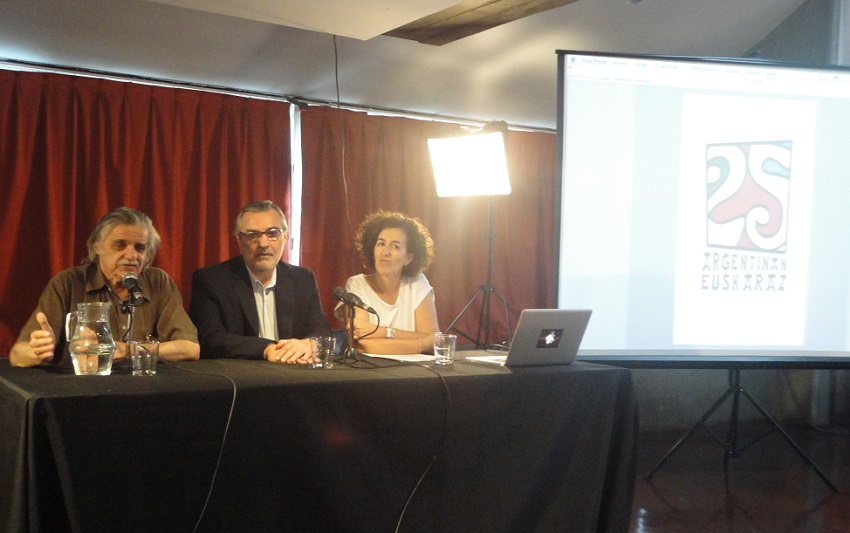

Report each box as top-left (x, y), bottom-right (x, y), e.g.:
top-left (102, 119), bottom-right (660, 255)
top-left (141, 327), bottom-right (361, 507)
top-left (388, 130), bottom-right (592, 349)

top-left (0, 356), bottom-right (637, 532)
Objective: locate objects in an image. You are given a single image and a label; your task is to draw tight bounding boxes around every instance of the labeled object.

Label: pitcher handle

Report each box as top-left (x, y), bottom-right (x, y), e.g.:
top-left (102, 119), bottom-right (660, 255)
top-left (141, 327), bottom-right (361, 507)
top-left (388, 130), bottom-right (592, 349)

top-left (64, 311), bottom-right (76, 340)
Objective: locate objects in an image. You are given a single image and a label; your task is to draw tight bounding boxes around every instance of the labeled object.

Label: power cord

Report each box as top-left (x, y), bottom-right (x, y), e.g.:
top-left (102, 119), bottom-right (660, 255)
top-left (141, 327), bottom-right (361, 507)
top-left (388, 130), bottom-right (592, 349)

top-left (356, 361), bottom-right (452, 532)
top-left (328, 34), bottom-right (452, 529)
top-left (332, 34), bottom-right (357, 277)
top-left (166, 357), bottom-right (450, 530)
top-left (156, 361), bottom-right (239, 532)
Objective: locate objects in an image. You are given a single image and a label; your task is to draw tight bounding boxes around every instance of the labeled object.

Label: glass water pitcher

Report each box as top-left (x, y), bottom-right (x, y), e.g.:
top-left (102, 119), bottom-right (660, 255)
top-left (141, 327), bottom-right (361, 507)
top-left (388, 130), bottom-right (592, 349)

top-left (65, 302), bottom-right (117, 375)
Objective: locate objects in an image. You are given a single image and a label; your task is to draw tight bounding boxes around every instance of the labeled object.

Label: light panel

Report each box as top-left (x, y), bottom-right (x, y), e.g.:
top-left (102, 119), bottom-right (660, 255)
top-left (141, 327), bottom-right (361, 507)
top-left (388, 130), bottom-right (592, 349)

top-left (429, 131), bottom-right (511, 197)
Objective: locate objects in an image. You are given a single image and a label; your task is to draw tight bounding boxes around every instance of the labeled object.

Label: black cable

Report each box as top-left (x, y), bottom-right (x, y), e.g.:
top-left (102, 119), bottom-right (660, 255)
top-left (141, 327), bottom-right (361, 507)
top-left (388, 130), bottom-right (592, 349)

top-left (158, 361), bottom-right (239, 533)
top-left (332, 35), bottom-right (357, 277)
top-left (355, 361), bottom-right (452, 532)
top-left (335, 318), bottom-right (381, 368)
top-left (397, 363), bottom-right (450, 532)
top-left (122, 312), bottom-right (134, 343)
top-left (328, 35), bottom-right (452, 526)
top-left (355, 313), bottom-right (381, 341)
top-left (173, 357), bottom-right (451, 529)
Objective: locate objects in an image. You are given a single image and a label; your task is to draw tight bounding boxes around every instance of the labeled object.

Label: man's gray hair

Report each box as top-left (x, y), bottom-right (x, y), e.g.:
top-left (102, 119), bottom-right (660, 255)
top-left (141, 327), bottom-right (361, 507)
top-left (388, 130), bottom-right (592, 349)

top-left (233, 200), bottom-right (288, 235)
top-left (86, 207), bottom-right (161, 268)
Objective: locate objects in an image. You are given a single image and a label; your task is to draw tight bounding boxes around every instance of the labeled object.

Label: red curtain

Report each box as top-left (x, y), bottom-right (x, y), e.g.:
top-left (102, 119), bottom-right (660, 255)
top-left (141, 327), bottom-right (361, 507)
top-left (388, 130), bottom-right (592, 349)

top-left (299, 106), bottom-right (556, 345)
top-left (0, 70), bottom-right (290, 354)
top-left (0, 71), bottom-right (556, 354)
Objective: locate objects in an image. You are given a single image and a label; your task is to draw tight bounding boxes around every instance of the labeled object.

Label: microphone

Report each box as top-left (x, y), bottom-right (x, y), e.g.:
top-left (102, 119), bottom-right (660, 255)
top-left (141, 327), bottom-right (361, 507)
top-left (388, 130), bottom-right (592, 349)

top-left (122, 271), bottom-right (144, 299)
top-left (332, 286), bottom-right (376, 314)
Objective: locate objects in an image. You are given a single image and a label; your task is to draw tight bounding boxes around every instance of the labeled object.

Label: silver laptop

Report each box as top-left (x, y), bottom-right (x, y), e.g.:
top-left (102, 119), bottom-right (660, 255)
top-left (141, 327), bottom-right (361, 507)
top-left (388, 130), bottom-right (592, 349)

top-left (465, 309), bottom-right (592, 367)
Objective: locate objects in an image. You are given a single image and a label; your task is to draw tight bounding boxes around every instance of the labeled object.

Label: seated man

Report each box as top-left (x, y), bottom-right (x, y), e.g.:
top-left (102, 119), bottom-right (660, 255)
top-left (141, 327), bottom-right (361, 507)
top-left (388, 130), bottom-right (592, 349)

top-left (189, 200), bottom-right (329, 363)
top-left (11, 207), bottom-right (200, 367)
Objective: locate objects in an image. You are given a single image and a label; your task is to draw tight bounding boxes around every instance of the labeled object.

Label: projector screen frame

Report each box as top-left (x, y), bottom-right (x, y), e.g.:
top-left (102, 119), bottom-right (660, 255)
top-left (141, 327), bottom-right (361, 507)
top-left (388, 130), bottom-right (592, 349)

top-left (573, 354), bottom-right (850, 369)
top-left (554, 49), bottom-right (850, 366)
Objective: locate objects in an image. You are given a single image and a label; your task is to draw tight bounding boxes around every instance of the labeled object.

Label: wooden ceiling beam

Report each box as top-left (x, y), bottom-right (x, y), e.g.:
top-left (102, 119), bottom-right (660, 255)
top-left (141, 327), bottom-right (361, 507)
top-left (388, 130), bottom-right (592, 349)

top-left (384, 0), bottom-right (579, 45)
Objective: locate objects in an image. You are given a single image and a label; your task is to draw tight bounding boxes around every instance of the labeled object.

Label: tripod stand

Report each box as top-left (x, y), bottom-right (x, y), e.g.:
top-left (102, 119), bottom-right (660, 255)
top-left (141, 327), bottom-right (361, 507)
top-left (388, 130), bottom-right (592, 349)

top-left (645, 368), bottom-right (838, 493)
top-left (445, 196), bottom-right (510, 348)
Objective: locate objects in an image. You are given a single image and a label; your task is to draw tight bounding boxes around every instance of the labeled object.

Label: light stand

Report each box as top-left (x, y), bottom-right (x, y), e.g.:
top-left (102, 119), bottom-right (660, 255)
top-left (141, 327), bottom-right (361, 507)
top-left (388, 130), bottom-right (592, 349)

top-left (444, 196), bottom-right (510, 348)
top-left (429, 125), bottom-right (512, 349)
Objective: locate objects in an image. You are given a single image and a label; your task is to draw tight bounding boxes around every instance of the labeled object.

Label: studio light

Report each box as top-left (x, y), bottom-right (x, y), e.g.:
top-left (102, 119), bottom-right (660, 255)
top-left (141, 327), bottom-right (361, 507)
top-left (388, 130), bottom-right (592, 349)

top-left (428, 130), bottom-right (511, 197)
top-left (428, 122), bottom-right (512, 348)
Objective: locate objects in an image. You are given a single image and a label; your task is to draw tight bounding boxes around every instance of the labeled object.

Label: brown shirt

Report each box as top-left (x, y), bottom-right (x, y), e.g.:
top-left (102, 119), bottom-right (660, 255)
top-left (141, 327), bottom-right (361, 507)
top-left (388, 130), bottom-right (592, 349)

top-left (17, 262), bottom-right (198, 365)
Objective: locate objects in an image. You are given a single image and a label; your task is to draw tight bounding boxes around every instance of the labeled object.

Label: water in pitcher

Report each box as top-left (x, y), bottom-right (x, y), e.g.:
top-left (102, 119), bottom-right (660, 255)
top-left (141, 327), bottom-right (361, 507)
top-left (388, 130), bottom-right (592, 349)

top-left (67, 302), bottom-right (117, 375)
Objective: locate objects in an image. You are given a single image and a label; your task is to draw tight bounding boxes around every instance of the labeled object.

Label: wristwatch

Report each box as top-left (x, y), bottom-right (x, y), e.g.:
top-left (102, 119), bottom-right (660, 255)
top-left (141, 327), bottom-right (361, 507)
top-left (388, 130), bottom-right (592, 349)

top-left (385, 326), bottom-right (396, 339)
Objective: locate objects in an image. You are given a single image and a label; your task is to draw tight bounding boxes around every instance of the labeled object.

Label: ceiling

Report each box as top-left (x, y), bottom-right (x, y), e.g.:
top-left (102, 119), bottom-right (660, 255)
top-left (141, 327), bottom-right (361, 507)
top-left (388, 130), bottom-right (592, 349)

top-left (0, 0), bottom-right (810, 130)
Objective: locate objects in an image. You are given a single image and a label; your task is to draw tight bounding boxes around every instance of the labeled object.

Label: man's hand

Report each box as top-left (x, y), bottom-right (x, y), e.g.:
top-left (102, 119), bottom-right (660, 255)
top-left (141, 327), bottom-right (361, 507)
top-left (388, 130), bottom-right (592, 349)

top-left (29, 312), bottom-right (56, 364)
top-left (264, 338), bottom-right (315, 364)
top-left (114, 341), bottom-right (129, 360)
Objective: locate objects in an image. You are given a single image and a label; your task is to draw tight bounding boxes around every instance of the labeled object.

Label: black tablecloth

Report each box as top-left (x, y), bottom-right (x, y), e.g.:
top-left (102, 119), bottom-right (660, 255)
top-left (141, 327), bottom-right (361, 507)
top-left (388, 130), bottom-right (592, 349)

top-left (0, 357), bottom-right (637, 532)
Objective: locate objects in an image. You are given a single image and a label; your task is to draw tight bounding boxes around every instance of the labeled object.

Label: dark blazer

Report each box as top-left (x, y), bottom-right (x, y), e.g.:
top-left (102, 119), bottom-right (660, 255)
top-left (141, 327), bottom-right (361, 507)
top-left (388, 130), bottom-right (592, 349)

top-left (189, 256), bottom-right (330, 359)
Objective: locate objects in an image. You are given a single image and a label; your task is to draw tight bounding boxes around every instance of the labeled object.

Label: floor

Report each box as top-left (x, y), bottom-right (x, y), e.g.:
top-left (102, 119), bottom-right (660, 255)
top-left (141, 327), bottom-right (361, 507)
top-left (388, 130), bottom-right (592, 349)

top-left (629, 421), bottom-right (850, 532)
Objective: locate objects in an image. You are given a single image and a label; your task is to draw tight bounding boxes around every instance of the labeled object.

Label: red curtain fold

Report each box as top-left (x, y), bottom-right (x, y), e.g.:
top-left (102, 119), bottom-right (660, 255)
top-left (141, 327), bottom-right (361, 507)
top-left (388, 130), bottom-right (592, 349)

top-left (299, 106), bottom-right (556, 344)
top-left (0, 70), bottom-right (290, 354)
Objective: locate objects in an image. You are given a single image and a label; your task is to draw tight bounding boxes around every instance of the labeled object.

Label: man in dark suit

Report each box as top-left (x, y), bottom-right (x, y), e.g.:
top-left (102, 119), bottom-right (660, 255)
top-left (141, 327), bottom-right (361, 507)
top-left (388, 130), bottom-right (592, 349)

top-left (189, 200), bottom-right (329, 362)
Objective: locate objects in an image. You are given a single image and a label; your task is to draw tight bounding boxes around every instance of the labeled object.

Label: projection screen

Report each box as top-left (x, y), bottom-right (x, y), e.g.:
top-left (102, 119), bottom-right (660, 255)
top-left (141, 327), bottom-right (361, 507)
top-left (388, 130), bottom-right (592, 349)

top-left (555, 50), bottom-right (850, 364)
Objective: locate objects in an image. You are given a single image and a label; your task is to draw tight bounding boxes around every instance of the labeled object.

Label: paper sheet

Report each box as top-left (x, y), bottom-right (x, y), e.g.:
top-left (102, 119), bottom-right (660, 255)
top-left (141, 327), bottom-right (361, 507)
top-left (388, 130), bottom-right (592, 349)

top-left (363, 353), bottom-right (436, 363)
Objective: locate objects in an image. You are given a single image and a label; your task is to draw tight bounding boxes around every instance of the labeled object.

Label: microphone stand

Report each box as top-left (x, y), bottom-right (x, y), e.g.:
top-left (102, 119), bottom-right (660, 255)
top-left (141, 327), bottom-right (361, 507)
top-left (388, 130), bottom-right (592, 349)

top-left (119, 291), bottom-right (145, 343)
top-left (343, 304), bottom-right (359, 363)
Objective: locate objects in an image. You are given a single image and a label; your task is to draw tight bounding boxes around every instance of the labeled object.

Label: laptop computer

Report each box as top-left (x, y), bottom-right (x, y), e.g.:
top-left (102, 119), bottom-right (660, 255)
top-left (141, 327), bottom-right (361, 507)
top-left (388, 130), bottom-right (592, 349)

top-left (465, 309), bottom-right (592, 367)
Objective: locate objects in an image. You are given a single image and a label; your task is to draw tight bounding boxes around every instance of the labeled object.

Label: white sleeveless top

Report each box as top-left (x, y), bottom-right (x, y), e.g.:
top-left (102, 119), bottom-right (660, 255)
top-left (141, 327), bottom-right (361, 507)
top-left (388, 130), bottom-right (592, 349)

top-left (339, 273), bottom-right (433, 330)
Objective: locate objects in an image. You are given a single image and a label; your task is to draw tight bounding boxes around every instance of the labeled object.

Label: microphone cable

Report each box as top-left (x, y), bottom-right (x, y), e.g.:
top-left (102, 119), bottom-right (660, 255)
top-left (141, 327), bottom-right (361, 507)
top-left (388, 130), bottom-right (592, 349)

top-left (358, 361), bottom-right (452, 532)
top-left (356, 312), bottom-right (381, 341)
top-left (122, 312), bottom-right (134, 343)
top-left (172, 356), bottom-right (447, 530)
top-left (396, 363), bottom-right (451, 533)
top-left (158, 361), bottom-right (238, 533)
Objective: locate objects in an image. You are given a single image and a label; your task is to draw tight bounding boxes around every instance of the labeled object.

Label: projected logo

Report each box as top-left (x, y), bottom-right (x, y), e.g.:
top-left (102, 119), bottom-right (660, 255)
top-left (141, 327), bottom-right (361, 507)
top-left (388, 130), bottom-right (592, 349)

top-left (706, 141), bottom-right (791, 253)
top-left (536, 329), bottom-right (563, 349)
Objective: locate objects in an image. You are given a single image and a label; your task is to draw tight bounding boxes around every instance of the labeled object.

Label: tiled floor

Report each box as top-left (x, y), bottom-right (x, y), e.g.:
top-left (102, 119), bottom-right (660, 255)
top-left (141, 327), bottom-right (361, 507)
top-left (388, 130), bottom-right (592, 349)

top-left (630, 421), bottom-right (850, 532)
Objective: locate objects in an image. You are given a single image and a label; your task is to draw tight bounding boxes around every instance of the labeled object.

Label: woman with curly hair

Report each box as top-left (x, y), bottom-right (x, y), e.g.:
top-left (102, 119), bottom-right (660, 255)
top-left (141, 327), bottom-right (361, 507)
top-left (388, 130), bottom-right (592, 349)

top-left (336, 210), bottom-right (439, 354)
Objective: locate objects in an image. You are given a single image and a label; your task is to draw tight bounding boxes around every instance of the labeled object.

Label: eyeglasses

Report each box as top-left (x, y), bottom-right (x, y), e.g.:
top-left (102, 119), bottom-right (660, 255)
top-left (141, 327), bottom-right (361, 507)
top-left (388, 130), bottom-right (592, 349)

top-left (238, 227), bottom-right (285, 242)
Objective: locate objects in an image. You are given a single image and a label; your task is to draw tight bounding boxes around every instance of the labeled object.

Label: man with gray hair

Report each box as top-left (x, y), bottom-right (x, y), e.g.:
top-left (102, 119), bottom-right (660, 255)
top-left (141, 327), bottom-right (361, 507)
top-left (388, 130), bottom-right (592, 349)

top-left (11, 207), bottom-right (200, 367)
top-left (190, 200), bottom-right (329, 362)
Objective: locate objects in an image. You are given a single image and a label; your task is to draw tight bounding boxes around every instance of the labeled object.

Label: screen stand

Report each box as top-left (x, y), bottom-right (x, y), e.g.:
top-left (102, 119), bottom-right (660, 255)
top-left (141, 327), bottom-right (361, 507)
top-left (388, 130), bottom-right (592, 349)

top-left (644, 368), bottom-right (838, 493)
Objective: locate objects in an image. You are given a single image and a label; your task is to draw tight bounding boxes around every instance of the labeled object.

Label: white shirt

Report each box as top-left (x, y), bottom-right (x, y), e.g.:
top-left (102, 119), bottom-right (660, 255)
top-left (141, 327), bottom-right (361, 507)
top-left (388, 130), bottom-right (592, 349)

top-left (337, 273), bottom-right (433, 331)
top-left (248, 267), bottom-right (278, 341)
